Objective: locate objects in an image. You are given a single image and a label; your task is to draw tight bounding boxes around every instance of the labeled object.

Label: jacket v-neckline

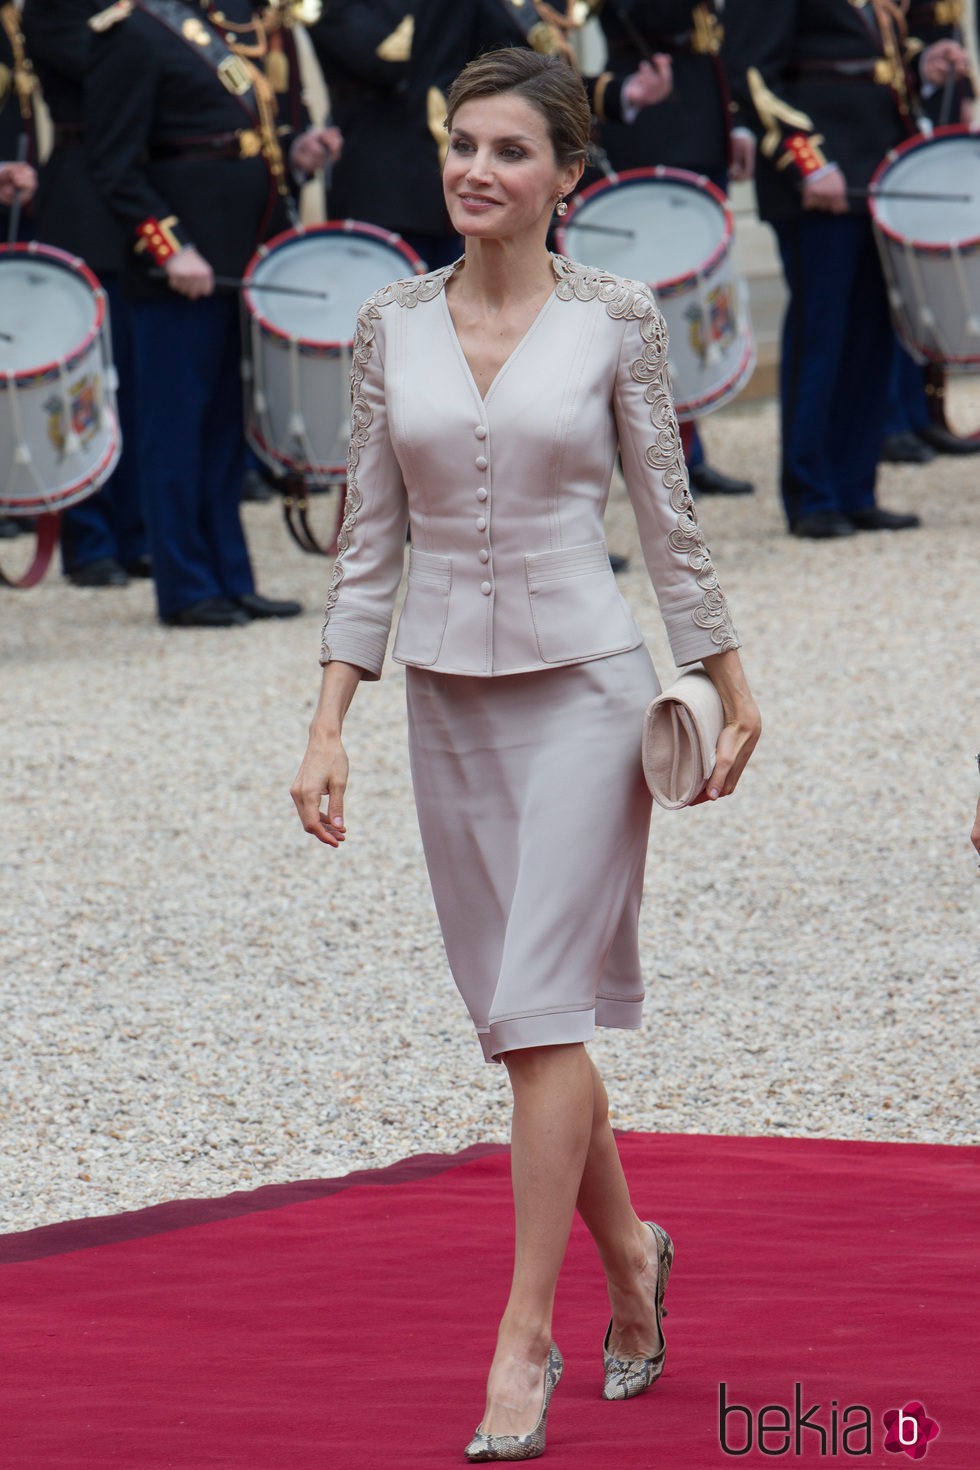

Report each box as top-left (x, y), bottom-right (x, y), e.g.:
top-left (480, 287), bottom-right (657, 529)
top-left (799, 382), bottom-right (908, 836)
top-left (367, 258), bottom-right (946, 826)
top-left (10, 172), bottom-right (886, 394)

top-left (439, 256), bottom-right (560, 408)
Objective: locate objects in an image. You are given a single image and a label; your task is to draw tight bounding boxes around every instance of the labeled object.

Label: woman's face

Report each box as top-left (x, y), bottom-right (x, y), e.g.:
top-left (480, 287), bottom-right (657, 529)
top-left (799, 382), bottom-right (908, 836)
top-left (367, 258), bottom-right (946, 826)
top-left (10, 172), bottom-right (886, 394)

top-left (443, 92), bottom-right (582, 241)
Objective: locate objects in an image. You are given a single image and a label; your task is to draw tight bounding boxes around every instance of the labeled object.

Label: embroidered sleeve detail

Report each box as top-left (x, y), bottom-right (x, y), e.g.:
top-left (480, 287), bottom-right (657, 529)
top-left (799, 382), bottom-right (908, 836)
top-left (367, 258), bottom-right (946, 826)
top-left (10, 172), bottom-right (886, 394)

top-left (551, 253), bottom-right (653, 320)
top-left (319, 267), bottom-right (454, 663)
top-left (626, 294), bottom-right (740, 653)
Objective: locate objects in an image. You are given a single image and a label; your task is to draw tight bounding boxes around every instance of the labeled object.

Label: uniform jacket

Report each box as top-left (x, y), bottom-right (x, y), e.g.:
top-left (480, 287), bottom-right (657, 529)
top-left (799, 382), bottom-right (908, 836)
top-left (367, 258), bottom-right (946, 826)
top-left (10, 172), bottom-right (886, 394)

top-left (724, 0), bottom-right (930, 219)
top-left (22, 0), bottom-right (127, 273)
top-left (598, 0), bottom-right (731, 177)
top-left (308, 0), bottom-right (432, 232)
top-left (320, 253), bottom-right (739, 679)
top-left (85, 0), bottom-right (293, 299)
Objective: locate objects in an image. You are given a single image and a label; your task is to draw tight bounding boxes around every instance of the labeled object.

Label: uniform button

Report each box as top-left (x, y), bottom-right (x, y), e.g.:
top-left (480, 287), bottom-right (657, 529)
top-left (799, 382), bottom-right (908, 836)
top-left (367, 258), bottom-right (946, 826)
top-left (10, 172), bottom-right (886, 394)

top-left (476, 516), bottom-right (486, 531)
top-left (479, 549), bottom-right (490, 563)
top-left (476, 487), bottom-right (488, 502)
top-left (474, 425), bottom-right (487, 440)
top-left (481, 581), bottom-right (492, 595)
top-left (475, 454), bottom-right (488, 470)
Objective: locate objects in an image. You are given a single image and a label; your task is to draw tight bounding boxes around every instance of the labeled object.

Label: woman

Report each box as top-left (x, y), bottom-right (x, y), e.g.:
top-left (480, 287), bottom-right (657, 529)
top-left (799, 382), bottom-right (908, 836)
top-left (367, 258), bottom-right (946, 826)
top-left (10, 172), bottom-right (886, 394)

top-left (292, 48), bottom-right (760, 1461)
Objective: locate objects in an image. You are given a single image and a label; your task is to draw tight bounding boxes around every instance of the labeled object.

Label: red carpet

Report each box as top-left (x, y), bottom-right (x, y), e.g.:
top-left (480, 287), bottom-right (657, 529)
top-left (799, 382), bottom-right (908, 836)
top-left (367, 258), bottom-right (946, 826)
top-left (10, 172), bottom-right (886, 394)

top-left (1, 1133), bottom-right (975, 1469)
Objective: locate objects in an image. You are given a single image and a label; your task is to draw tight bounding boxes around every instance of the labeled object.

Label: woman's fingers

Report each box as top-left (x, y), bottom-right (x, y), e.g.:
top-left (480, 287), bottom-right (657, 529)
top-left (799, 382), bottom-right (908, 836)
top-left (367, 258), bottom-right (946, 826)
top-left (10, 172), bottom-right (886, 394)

top-left (291, 745), bottom-right (349, 847)
top-left (705, 719), bottom-right (760, 800)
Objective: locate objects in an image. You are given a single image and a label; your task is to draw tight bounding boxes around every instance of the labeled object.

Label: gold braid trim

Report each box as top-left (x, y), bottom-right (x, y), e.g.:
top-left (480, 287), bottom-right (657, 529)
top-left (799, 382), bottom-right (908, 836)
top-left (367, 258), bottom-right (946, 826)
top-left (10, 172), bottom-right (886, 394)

top-left (0, 3), bottom-right (38, 123)
top-left (746, 66), bottom-right (816, 159)
top-left (376, 15), bottom-right (414, 64)
top-left (427, 85), bottom-right (449, 168)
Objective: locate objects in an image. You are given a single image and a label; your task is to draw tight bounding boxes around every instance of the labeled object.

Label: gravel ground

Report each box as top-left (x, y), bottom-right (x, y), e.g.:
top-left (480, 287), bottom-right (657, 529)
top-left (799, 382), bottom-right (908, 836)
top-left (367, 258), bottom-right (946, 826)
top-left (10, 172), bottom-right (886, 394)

top-left (1, 388), bottom-right (978, 1235)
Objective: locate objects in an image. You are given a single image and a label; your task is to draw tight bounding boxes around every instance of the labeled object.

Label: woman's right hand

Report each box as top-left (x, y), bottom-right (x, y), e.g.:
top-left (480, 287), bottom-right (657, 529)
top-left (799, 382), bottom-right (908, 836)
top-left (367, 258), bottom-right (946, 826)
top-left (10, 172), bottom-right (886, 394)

top-left (291, 731), bottom-right (349, 848)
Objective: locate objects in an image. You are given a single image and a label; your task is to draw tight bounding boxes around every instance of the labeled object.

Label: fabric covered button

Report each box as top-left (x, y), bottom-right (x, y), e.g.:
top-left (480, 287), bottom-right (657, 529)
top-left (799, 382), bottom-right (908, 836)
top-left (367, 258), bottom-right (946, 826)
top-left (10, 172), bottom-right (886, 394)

top-left (475, 454), bottom-right (488, 470)
top-left (481, 581), bottom-right (492, 595)
top-left (474, 425), bottom-right (487, 439)
top-left (476, 487), bottom-right (488, 501)
top-left (479, 549), bottom-right (490, 563)
top-left (476, 516), bottom-right (486, 531)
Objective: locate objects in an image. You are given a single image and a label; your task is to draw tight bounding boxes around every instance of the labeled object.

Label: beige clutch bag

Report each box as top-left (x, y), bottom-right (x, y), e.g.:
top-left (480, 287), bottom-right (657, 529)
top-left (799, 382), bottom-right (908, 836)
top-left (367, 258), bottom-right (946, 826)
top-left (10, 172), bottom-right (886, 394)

top-left (642, 667), bottom-right (725, 810)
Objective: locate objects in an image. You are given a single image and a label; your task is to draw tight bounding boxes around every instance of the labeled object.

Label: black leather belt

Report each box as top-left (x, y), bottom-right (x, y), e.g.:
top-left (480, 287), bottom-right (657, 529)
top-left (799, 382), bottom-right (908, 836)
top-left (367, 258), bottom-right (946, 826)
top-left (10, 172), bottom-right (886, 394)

top-left (787, 58), bottom-right (894, 85)
top-left (52, 123), bottom-right (83, 148)
top-left (150, 129), bottom-right (264, 163)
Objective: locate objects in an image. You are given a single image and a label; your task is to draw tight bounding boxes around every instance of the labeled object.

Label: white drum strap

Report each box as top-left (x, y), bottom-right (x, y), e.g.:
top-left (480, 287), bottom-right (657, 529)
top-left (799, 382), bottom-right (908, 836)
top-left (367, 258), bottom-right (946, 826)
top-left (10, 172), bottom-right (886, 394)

top-left (902, 241), bottom-right (956, 359)
top-left (950, 246), bottom-right (980, 342)
top-left (337, 344), bottom-right (352, 451)
top-left (5, 377), bottom-right (48, 497)
top-left (286, 338), bottom-right (320, 471)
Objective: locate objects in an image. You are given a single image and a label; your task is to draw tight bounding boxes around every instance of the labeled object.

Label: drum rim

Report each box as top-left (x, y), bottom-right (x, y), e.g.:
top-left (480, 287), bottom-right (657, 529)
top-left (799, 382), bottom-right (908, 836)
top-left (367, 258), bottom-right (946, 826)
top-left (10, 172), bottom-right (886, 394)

top-left (869, 124), bottom-right (980, 254)
top-left (0, 241), bottom-right (106, 384)
top-left (556, 166), bottom-right (733, 292)
top-left (242, 220), bottom-right (427, 349)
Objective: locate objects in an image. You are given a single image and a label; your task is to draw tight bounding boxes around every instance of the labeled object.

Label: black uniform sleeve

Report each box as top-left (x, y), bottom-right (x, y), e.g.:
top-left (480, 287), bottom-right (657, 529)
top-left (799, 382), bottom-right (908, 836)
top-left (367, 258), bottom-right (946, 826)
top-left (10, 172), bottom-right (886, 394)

top-left (722, 0), bottom-right (830, 180)
top-left (308, 1), bottom-right (412, 88)
top-left (22, 0), bottom-right (88, 79)
top-left (85, 22), bottom-right (194, 261)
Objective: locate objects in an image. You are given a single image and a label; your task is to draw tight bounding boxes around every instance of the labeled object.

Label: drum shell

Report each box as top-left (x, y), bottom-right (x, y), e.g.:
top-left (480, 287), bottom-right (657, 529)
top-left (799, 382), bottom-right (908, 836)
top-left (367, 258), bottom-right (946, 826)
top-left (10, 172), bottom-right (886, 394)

top-left (869, 127), bottom-right (980, 372)
top-left (242, 222), bottom-right (424, 483)
top-left (556, 168), bottom-right (755, 421)
top-left (0, 244), bottom-right (121, 515)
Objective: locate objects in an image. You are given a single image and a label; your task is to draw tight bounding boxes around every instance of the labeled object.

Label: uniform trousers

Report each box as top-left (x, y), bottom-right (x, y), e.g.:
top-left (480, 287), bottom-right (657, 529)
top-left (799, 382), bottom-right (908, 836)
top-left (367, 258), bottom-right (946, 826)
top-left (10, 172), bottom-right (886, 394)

top-left (130, 293), bottom-right (254, 620)
top-left (883, 339), bottom-right (930, 439)
top-left (774, 213), bottom-right (893, 525)
top-left (60, 274), bottom-right (146, 573)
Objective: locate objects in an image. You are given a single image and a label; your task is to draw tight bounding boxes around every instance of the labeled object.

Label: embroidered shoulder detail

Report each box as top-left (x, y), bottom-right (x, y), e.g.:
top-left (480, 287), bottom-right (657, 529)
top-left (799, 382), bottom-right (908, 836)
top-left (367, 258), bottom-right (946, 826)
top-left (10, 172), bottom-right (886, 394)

top-left (550, 253), bottom-right (654, 321)
top-left (320, 269), bottom-right (455, 660)
top-left (627, 304), bottom-right (740, 652)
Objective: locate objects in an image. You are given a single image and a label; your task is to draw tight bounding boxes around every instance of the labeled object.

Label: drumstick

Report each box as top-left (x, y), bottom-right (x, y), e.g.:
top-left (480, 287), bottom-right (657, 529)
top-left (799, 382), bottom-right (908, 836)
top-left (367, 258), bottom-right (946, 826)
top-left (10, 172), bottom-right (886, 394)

top-left (850, 188), bottom-right (973, 202)
top-left (149, 267), bottom-right (329, 299)
top-left (6, 134), bottom-right (28, 246)
top-left (564, 221), bottom-right (637, 239)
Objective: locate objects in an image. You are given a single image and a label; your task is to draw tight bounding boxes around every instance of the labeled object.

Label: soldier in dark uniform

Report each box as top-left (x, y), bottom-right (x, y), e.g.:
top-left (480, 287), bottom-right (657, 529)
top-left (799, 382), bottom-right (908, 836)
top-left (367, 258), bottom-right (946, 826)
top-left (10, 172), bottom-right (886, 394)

top-left (726, 0), bottom-right (969, 538)
top-left (0, 4), bottom-right (39, 541)
top-left (597, 0), bottom-right (755, 497)
top-left (84, 0), bottom-right (341, 626)
top-left (308, 1), bottom-right (441, 258)
top-left (881, 0), bottom-right (979, 462)
top-left (22, 0), bottom-right (152, 586)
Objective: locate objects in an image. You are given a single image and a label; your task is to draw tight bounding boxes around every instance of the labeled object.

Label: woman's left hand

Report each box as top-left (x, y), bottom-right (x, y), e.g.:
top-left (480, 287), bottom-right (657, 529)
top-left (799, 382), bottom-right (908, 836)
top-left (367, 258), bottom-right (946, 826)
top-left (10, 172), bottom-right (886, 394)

top-left (699, 649), bottom-right (762, 801)
top-left (704, 705), bottom-right (762, 801)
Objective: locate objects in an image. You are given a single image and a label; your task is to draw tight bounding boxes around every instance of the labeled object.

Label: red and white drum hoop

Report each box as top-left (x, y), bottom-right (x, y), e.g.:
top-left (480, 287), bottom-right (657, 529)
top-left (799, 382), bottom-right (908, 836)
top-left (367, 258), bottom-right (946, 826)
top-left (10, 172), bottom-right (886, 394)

top-left (242, 221), bottom-right (425, 483)
top-left (556, 167), bottom-right (755, 421)
top-left (869, 125), bottom-right (980, 371)
top-left (0, 242), bottom-right (120, 515)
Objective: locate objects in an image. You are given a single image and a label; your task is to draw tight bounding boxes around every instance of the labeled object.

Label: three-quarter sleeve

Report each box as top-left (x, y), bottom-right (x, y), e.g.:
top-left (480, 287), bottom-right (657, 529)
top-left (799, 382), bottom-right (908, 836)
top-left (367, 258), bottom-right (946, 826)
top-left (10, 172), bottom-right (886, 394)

top-left (319, 301), bottom-right (409, 678)
top-left (613, 297), bottom-right (740, 666)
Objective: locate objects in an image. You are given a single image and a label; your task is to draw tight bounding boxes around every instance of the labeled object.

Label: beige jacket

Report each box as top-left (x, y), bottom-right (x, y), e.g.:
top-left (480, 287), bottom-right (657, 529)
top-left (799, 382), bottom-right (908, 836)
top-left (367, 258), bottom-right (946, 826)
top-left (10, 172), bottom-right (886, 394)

top-left (320, 253), bottom-right (739, 679)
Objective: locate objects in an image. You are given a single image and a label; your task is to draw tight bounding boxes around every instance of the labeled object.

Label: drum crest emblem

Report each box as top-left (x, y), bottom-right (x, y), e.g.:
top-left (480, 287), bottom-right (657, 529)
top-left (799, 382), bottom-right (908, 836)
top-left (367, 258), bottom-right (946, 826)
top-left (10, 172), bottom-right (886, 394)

top-left (43, 379), bottom-right (100, 460)
top-left (685, 285), bottom-right (736, 363)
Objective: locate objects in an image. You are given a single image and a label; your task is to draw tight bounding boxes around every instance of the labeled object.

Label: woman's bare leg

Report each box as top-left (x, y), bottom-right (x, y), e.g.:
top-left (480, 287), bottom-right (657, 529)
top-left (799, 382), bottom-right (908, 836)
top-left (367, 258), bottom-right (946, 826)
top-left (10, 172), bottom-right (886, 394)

top-left (478, 1042), bottom-right (593, 1437)
top-left (478, 1046), bottom-right (663, 1437)
top-left (575, 1057), bottom-right (664, 1358)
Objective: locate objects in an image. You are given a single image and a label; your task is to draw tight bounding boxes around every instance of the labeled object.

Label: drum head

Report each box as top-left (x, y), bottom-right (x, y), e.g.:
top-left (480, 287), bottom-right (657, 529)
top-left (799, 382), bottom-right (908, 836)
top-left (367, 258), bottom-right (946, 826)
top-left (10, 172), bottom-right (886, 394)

top-left (560, 171), bottom-right (729, 289)
top-left (873, 132), bottom-right (980, 248)
top-left (0, 250), bottom-right (99, 376)
top-left (244, 226), bottom-right (422, 345)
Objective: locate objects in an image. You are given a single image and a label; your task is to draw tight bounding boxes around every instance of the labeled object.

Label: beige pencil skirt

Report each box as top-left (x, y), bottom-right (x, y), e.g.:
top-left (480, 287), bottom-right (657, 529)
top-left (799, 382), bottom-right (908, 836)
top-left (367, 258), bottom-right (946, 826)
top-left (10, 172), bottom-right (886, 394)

top-left (405, 645), bottom-right (660, 1062)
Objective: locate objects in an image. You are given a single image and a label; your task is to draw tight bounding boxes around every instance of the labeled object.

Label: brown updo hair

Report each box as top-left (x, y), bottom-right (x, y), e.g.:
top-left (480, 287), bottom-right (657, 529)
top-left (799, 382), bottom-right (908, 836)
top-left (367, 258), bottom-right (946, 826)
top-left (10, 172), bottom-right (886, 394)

top-left (444, 47), bottom-right (592, 168)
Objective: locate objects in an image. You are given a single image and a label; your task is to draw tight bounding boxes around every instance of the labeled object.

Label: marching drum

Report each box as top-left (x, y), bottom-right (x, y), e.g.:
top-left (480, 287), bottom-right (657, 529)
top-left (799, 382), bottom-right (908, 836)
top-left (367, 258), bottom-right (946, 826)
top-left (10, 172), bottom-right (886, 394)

top-left (869, 126), bottom-right (980, 371)
top-left (556, 167), bottom-right (755, 421)
top-left (242, 221), bottom-right (425, 483)
top-left (0, 243), bottom-right (120, 515)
